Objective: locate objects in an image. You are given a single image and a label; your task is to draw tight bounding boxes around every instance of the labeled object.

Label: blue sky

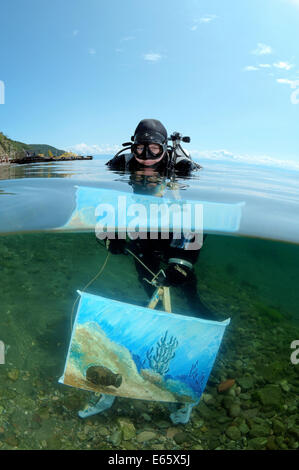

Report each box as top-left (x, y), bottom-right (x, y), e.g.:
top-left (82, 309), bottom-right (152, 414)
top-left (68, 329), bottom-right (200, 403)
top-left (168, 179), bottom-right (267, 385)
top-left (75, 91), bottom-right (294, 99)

top-left (0, 0), bottom-right (299, 164)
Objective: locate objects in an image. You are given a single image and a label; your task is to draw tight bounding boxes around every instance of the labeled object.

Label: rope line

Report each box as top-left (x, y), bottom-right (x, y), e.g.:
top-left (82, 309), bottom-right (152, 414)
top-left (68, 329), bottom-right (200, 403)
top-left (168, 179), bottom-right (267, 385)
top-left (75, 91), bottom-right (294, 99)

top-left (70, 251), bottom-right (110, 332)
top-left (125, 247), bottom-right (156, 277)
top-left (69, 244), bottom-right (160, 333)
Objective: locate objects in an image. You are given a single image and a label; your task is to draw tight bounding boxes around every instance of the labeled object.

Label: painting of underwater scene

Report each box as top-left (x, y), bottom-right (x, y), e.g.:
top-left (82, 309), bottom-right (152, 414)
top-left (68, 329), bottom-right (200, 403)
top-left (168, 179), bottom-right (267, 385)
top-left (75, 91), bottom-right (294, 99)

top-left (60, 292), bottom-right (230, 404)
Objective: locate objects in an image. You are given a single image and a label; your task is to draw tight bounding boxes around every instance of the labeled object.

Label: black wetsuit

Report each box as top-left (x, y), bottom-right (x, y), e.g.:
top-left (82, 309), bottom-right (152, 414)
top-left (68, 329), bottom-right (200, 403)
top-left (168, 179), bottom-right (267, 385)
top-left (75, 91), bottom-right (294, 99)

top-left (105, 151), bottom-right (212, 319)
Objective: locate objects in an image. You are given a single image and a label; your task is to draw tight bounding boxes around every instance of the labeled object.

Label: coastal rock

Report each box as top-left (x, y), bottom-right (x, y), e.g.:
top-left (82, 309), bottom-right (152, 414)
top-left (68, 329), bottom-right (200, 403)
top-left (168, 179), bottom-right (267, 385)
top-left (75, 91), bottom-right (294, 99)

top-left (279, 380), bottom-right (290, 393)
top-left (217, 379), bottom-right (235, 393)
top-left (225, 426), bottom-right (241, 441)
top-left (227, 387), bottom-right (236, 398)
top-left (234, 360), bottom-right (243, 370)
top-left (136, 431), bottom-right (157, 443)
top-left (77, 431), bottom-right (87, 441)
top-left (4, 435), bottom-right (18, 447)
top-left (256, 385), bottom-right (283, 409)
top-left (174, 431), bottom-right (189, 445)
top-left (276, 436), bottom-right (288, 450)
top-left (237, 377), bottom-right (254, 391)
top-left (140, 413), bottom-right (151, 422)
top-left (117, 418), bottom-right (136, 441)
top-left (61, 395), bottom-right (82, 411)
top-left (166, 427), bottom-right (180, 439)
top-left (242, 408), bottom-right (259, 419)
top-left (239, 422), bottom-right (249, 435)
top-left (271, 419), bottom-right (285, 435)
top-left (7, 369), bottom-right (19, 382)
top-left (122, 442), bottom-right (136, 450)
top-left (155, 420), bottom-right (169, 429)
top-left (287, 426), bottom-right (299, 440)
top-left (98, 426), bottom-right (110, 437)
top-left (197, 401), bottom-right (213, 419)
top-left (222, 396), bottom-right (235, 410)
top-left (202, 393), bottom-right (215, 406)
top-left (249, 424), bottom-right (271, 438)
top-left (110, 429), bottom-right (122, 446)
top-left (239, 393), bottom-right (251, 400)
top-left (247, 437), bottom-right (267, 450)
top-left (38, 407), bottom-right (49, 420)
top-left (267, 436), bottom-right (279, 450)
top-left (229, 404), bottom-right (241, 418)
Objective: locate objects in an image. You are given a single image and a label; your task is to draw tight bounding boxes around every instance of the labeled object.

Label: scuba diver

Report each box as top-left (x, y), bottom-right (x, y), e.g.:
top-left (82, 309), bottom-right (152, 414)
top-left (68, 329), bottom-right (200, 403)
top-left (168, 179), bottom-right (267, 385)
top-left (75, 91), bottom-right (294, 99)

top-left (106, 118), bottom-right (198, 176)
top-left (105, 118), bottom-right (211, 313)
top-left (78, 119), bottom-right (214, 424)
top-left (116, 170), bottom-right (213, 319)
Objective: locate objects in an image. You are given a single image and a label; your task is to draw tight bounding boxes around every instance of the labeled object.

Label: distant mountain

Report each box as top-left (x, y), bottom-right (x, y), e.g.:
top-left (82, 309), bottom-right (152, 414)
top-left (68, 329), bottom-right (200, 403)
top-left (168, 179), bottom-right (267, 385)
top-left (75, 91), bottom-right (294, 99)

top-left (0, 132), bottom-right (65, 162)
top-left (20, 143), bottom-right (65, 156)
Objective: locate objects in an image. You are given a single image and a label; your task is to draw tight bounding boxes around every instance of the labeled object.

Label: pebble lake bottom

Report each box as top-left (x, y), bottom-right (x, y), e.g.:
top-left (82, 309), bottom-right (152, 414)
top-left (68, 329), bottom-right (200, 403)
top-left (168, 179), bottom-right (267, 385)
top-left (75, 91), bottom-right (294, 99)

top-left (0, 231), bottom-right (298, 450)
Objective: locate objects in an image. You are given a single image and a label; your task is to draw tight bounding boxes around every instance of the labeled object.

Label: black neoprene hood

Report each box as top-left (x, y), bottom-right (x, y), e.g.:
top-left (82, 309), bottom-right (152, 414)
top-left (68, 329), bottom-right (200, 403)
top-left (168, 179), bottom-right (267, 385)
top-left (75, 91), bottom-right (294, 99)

top-left (132, 119), bottom-right (168, 145)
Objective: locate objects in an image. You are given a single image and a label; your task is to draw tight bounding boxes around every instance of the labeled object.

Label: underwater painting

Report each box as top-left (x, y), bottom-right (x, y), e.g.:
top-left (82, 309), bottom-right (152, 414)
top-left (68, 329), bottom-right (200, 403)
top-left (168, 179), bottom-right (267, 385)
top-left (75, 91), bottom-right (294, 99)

top-left (60, 291), bottom-right (230, 404)
top-left (63, 186), bottom-right (244, 234)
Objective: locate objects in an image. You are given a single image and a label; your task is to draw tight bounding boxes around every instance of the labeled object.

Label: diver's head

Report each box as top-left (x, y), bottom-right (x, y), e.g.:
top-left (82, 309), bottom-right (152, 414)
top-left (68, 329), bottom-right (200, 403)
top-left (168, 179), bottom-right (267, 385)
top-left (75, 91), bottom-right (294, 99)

top-left (131, 119), bottom-right (168, 167)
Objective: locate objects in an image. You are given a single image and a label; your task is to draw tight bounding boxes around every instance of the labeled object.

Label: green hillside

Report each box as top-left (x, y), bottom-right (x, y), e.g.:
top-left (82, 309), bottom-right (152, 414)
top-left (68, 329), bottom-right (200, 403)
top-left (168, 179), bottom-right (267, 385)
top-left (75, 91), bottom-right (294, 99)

top-left (17, 143), bottom-right (65, 156)
top-left (0, 132), bottom-right (65, 161)
top-left (0, 132), bottom-right (24, 161)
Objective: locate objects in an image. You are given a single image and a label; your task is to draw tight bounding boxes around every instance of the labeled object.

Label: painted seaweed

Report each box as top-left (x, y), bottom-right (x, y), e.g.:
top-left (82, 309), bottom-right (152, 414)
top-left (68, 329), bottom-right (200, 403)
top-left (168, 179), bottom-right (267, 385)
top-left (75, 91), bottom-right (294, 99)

top-left (145, 330), bottom-right (179, 376)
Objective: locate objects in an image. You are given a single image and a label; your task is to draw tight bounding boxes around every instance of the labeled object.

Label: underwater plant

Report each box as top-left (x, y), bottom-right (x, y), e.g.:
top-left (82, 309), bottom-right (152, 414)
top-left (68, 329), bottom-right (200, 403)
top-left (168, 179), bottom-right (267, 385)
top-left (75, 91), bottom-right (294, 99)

top-left (189, 360), bottom-right (199, 380)
top-left (188, 360), bottom-right (205, 392)
top-left (146, 330), bottom-right (179, 376)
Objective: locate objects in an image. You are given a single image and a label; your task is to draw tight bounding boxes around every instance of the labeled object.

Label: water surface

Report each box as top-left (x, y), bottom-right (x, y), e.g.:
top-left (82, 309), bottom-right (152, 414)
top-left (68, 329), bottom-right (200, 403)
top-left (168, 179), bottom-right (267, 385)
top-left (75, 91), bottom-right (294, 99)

top-left (0, 157), bottom-right (298, 450)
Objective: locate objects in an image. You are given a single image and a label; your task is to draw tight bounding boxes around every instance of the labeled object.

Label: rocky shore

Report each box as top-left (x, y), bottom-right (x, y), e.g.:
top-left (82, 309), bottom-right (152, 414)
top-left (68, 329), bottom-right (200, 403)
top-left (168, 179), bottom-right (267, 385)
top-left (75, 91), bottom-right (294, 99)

top-left (0, 131), bottom-right (67, 164)
top-left (11, 155), bottom-right (93, 164)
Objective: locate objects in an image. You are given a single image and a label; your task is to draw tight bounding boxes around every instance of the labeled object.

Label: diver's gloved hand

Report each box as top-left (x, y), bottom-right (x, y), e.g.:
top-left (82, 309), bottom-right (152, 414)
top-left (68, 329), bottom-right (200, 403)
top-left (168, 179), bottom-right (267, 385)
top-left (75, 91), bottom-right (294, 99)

top-left (106, 239), bottom-right (127, 255)
top-left (165, 263), bottom-right (193, 286)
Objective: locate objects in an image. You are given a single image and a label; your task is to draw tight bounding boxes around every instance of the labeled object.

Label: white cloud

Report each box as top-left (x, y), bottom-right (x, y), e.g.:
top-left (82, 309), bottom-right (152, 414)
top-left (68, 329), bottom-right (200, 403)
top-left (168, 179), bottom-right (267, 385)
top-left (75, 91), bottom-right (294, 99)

top-left (276, 78), bottom-right (299, 104)
top-left (244, 65), bottom-right (259, 71)
top-left (277, 78), bottom-right (299, 88)
top-left (143, 53), bottom-right (162, 62)
top-left (88, 48), bottom-right (96, 55)
top-left (191, 149), bottom-right (299, 171)
top-left (273, 61), bottom-right (294, 70)
top-left (190, 14), bottom-right (217, 30)
top-left (67, 143), bottom-right (121, 155)
top-left (277, 78), bottom-right (294, 85)
top-left (121, 36), bottom-right (135, 42)
top-left (199, 14), bottom-right (217, 23)
top-left (252, 43), bottom-right (273, 55)
top-left (244, 64), bottom-right (274, 72)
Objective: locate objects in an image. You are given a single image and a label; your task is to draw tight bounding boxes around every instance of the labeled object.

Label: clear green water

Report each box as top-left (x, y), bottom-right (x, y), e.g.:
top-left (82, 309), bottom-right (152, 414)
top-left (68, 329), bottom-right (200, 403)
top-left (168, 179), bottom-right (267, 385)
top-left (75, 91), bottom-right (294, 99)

top-left (0, 231), bottom-right (298, 450)
top-left (0, 157), bottom-right (298, 450)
